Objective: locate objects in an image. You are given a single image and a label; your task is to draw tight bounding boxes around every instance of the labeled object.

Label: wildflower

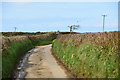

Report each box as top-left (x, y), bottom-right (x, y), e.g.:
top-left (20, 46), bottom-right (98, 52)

top-left (71, 54), bottom-right (74, 59)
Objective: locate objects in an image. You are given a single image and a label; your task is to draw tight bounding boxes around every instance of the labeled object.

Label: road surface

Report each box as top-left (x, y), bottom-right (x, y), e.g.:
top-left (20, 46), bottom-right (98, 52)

top-left (24, 44), bottom-right (72, 78)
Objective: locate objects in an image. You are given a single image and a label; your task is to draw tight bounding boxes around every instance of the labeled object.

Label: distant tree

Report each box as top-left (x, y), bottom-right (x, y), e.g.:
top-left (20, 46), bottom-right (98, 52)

top-left (68, 25), bottom-right (80, 33)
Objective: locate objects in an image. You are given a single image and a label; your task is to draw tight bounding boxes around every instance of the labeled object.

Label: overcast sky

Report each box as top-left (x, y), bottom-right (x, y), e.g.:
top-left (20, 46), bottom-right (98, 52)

top-left (2, 2), bottom-right (118, 32)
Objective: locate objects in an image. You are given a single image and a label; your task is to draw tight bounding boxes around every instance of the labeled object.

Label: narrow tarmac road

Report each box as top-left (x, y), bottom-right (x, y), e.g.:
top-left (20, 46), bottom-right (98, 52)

top-left (25, 44), bottom-right (71, 78)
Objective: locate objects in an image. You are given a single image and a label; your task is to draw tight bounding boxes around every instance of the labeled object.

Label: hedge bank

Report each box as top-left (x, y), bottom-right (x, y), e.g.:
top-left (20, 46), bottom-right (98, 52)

top-left (52, 31), bottom-right (119, 78)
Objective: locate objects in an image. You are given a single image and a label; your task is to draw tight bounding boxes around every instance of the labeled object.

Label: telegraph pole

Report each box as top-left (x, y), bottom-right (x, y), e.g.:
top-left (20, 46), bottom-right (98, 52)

top-left (14, 27), bottom-right (17, 32)
top-left (102, 15), bottom-right (107, 32)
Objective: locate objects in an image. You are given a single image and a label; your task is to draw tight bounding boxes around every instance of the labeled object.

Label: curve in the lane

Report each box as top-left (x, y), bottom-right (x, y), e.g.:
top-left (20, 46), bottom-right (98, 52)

top-left (24, 44), bottom-right (69, 78)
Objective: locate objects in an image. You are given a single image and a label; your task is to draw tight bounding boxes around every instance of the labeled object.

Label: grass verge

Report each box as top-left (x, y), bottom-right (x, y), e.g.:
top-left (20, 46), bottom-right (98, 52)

top-left (2, 39), bottom-right (52, 78)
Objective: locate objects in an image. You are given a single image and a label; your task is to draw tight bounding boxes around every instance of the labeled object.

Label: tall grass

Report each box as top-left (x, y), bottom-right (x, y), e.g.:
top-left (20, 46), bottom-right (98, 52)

top-left (52, 39), bottom-right (119, 78)
top-left (2, 39), bottom-right (52, 78)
